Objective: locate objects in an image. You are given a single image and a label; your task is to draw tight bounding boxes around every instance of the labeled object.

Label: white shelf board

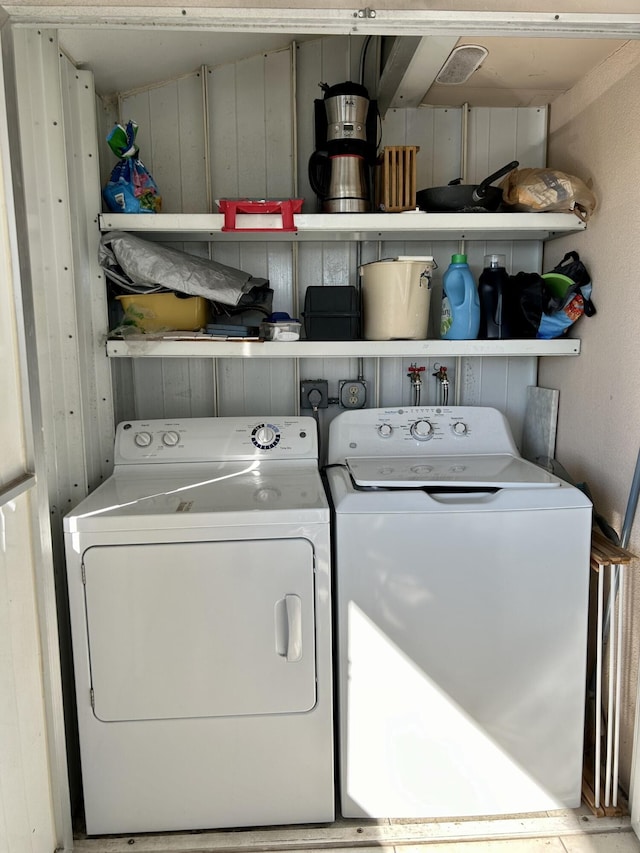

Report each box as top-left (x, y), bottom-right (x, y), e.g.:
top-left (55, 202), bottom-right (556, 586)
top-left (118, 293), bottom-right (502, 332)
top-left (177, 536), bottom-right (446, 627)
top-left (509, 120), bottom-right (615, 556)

top-left (106, 338), bottom-right (581, 359)
top-left (99, 211), bottom-right (586, 242)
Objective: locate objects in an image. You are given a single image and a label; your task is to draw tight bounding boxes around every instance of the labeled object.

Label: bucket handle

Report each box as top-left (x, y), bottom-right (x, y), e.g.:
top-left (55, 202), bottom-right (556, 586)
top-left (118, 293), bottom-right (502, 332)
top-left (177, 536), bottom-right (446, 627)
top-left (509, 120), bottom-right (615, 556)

top-left (359, 257), bottom-right (438, 275)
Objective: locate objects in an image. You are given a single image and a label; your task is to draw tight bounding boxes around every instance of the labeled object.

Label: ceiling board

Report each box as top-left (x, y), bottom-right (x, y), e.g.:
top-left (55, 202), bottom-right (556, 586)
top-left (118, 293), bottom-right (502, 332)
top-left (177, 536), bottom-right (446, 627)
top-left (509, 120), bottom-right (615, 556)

top-left (58, 28), bottom-right (310, 96)
top-left (57, 28), bottom-right (626, 107)
top-left (421, 36), bottom-right (625, 106)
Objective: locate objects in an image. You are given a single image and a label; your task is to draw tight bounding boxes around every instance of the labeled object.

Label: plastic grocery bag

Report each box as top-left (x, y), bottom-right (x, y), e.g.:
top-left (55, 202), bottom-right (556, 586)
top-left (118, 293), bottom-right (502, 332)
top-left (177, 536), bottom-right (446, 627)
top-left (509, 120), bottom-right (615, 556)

top-left (103, 120), bottom-right (162, 214)
top-left (506, 251), bottom-right (596, 339)
top-left (499, 168), bottom-right (596, 222)
top-left (537, 251), bottom-right (596, 339)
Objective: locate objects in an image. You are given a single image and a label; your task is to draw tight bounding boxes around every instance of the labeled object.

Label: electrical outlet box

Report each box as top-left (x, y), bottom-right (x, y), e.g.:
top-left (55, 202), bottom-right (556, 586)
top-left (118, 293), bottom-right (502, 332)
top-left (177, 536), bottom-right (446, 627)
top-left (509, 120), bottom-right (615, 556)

top-left (339, 379), bottom-right (367, 409)
top-left (300, 379), bottom-right (329, 409)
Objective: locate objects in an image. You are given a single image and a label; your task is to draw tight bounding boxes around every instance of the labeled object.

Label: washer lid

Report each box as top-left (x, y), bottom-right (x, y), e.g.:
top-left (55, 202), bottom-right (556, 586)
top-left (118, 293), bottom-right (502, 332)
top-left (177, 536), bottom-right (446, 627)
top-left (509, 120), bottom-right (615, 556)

top-left (345, 454), bottom-right (561, 489)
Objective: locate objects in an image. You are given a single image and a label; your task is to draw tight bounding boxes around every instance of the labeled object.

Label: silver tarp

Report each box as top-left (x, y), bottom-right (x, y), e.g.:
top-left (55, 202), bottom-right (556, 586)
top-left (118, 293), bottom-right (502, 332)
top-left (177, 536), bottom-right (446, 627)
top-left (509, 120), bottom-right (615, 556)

top-left (99, 231), bottom-right (265, 306)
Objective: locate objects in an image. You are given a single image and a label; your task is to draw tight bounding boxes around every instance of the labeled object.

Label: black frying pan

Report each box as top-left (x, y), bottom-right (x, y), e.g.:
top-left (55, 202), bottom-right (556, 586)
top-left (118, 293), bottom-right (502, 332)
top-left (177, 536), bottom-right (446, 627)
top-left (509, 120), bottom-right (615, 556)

top-left (416, 160), bottom-right (519, 213)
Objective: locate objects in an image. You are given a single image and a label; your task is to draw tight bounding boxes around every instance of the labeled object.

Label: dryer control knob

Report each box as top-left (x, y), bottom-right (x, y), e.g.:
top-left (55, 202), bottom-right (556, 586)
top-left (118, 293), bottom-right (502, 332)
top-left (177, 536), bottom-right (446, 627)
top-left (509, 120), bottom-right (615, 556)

top-left (410, 419), bottom-right (433, 441)
top-left (452, 421), bottom-right (468, 436)
top-left (377, 423), bottom-right (393, 438)
top-left (162, 430), bottom-right (180, 446)
top-left (134, 431), bottom-right (153, 447)
top-left (256, 426), bottom-right (276, 445)
top-left (252, 423), bottom-right (281, 449)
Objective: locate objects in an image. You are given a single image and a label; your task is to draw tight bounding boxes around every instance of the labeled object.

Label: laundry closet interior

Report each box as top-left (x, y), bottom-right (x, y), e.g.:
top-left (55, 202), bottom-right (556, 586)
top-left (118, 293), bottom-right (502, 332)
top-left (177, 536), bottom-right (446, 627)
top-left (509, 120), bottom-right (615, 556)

top-left (4, 5), bottom-right (639, 845)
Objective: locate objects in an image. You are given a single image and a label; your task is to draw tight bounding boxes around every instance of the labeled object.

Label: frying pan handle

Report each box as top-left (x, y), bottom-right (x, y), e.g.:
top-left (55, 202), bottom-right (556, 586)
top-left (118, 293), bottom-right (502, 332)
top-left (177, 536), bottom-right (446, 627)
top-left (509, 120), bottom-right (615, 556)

top-left (473, 160), bottom-right (519, 200)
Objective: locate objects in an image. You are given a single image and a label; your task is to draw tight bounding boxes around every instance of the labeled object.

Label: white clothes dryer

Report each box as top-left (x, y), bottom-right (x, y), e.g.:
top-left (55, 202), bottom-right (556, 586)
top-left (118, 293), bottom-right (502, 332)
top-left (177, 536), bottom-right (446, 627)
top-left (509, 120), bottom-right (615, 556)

top-left (326, 406), bottom-right (592, 820)
top-left (64, 417), bottom-right (334, 836)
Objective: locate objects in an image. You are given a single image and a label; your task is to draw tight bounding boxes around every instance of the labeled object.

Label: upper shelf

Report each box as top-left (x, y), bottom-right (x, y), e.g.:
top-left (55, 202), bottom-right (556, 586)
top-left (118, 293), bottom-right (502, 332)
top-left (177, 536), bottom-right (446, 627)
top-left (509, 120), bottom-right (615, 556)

top-left (106, 337), bottom-right (581, 359)
top-left (98, 211), bottom-right (587, 242)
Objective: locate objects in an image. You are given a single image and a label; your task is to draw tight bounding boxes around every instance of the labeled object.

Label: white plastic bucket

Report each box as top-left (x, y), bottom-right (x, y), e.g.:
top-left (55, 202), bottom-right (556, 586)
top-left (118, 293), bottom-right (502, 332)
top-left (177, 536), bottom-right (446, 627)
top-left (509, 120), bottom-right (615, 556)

top-left (360, 256), bottom-right (435, 340)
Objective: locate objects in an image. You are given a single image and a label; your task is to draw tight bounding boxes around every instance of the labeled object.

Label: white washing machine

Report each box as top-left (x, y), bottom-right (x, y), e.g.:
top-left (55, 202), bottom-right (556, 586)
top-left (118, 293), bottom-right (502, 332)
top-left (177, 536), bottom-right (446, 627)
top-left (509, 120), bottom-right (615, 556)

top-left (64, 417), bottom-right (334, 836)
top-left (326, 406), bottom-right (592, 820)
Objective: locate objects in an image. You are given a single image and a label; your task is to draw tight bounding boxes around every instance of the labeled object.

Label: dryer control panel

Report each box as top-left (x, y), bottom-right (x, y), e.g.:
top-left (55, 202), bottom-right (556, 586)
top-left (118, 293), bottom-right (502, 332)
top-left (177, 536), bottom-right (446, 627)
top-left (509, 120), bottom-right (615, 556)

top-left (115, 417), bottom-right (319, 464)
top-left (328, 406), bottom-right (519, 464)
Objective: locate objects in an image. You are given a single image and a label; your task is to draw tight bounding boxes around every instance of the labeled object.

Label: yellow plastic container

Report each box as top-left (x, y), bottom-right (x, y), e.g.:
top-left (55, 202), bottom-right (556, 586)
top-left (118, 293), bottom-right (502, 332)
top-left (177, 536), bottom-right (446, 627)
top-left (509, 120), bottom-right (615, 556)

top-left (116, 293), bottom-right (209, 331)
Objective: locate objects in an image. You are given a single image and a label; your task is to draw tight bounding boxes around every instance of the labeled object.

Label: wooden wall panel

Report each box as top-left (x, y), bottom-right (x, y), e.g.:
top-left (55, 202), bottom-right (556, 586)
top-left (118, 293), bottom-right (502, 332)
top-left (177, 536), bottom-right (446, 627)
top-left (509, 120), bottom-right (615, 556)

top-left (209, 48), bottom-right (293, 201)
top-left (265, 50), bottom-right (295, 199)
top-left (206, 61), bottom-right (238, 199)
top-left (216, 359), bottom-right (296, 417)
top-left (381, 105), bottom-right (462, 188)
top-left (175, 72), bottom-right (210, 214)
top-left (467, 105), bottom-right (548, 180)
top-left (96, 96), bottom-right (118, 190)
top-left (125, 358), bottom-right (217, 419)
top-left (207, 48), bottom-right (297, 414)
top-left (115, 74), bottom-right (213, 421)
top-left (120, 73), bottom-right (208, 214)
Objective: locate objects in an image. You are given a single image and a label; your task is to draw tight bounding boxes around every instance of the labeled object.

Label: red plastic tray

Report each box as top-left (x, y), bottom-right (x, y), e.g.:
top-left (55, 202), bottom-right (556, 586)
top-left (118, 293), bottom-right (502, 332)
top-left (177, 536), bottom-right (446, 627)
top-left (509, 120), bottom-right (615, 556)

top-left (218, 199), bottom-right (304, 232)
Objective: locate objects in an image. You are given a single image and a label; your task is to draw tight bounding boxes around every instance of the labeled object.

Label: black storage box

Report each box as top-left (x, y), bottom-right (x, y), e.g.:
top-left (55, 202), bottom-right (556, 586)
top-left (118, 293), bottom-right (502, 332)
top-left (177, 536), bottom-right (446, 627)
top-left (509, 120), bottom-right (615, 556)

top-left (303, 286), bottom-right (360, 340)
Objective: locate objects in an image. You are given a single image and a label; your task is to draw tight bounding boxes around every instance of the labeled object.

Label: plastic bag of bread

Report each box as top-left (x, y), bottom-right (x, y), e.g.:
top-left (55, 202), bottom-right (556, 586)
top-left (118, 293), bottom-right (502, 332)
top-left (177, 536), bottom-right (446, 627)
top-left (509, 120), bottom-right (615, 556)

top-left (499, 168), bottom-right (596, 221)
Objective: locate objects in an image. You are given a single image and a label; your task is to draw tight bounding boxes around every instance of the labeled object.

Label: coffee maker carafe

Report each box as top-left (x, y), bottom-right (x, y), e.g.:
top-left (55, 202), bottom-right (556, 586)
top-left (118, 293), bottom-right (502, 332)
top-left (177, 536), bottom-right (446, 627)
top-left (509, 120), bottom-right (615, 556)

top-left (308, 81), bottom-right (377, 213)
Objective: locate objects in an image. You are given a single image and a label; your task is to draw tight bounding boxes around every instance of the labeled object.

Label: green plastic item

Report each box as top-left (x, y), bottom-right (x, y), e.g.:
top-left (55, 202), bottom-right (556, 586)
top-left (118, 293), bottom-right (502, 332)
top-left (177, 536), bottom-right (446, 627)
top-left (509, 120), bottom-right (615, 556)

top-left (451, 253), bottom-right (467, 264)
top-left (542, 272), bottom-right (574, 298)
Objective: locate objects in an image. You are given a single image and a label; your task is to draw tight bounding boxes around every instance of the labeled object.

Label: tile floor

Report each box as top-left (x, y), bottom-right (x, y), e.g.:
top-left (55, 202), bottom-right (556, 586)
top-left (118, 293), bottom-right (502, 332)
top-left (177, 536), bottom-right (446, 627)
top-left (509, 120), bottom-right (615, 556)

top-left (72, 807), bottom-right (640, 853)
top-left (340, 838), bottom-right (640, 853)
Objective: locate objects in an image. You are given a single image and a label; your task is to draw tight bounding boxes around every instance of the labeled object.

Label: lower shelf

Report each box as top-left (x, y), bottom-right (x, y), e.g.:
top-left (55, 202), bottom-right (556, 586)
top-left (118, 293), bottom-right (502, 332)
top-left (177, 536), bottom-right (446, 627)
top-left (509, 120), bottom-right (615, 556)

top-left (105, 337), bottom-right (581, 359)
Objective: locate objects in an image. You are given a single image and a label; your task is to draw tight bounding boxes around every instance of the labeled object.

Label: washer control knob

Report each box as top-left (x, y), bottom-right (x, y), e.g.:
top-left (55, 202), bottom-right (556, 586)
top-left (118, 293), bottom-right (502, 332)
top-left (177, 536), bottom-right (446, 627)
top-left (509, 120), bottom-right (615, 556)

top-left (452, 421), bottom-right (468, 436)
top-left (410, 419), bottom-right (433, 441)
top-left (162, 430), bottom-right (180, 446)
top-left (377, 423), bottom-right (393, 438)
top-left (133, 431), bottom-right (153, 447)
top-left (251, 423), bottom-right (281, 449)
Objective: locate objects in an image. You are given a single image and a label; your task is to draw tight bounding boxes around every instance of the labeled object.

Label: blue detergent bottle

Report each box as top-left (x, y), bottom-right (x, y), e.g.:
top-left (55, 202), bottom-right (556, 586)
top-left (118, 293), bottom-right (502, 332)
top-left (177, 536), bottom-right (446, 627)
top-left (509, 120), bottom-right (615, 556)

top-left (440, 253), bottom-right (480, 340)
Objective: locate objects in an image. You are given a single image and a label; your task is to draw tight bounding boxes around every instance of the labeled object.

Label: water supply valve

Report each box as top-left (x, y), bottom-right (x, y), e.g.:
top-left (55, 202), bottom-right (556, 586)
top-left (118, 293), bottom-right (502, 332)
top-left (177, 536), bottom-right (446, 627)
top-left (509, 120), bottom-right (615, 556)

top-left (407, 363), bottom-right (425, 406)
top-left (433, 364), bottom-right (450, 406)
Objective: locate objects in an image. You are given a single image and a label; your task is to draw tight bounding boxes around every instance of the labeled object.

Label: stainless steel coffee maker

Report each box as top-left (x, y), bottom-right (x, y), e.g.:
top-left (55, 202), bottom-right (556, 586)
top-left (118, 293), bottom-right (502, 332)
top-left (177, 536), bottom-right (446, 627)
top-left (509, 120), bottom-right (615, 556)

top-left (308, 82), bottom-right (377, 213)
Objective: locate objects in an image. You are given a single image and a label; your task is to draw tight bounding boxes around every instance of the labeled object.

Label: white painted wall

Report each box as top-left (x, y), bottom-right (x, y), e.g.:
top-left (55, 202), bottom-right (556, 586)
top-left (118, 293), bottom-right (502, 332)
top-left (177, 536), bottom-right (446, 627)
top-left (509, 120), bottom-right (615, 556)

top-left (541, 40), bottom-right (640, 793)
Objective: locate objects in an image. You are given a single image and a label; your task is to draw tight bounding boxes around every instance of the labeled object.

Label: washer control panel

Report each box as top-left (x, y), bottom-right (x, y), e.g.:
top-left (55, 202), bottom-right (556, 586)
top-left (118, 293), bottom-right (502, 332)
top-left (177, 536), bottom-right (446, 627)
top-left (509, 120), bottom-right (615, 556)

top-left (115, 417), bottom-right (317, 464)
top-left (328, 406), bottom-right (519, 464)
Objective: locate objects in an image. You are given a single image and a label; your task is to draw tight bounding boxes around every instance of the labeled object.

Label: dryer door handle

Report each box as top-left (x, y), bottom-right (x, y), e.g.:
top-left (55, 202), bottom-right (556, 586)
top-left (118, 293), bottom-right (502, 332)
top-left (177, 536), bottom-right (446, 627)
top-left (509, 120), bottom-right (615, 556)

top-left (275, 594), bottom-right (303, 662)
top-left (285, 594), bottom-right (303, 662)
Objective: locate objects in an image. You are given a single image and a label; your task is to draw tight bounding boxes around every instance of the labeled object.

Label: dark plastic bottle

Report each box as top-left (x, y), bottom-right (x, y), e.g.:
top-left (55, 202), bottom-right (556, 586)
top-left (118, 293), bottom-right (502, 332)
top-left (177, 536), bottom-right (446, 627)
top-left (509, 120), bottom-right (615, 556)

top-left (478, 254), bottom-right (511, 339)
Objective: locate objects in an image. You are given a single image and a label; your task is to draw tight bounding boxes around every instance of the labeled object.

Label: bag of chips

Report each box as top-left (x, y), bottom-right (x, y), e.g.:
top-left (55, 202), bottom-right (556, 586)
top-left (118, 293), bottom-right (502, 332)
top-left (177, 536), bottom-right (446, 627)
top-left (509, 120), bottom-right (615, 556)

top-left (103, 120), bottom-right (162, 214)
